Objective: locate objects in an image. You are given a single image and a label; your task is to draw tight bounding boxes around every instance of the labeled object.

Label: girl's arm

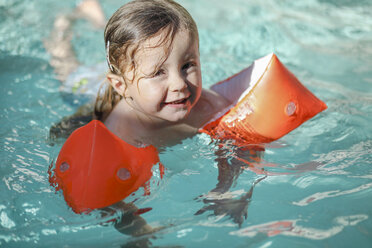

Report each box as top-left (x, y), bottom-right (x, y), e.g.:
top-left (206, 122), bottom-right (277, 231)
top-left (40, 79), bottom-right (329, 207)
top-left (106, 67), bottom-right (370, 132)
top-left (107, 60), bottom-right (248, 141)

top-left (195, 144), bottom-right (266, 227)
top-left (101, 201), bottom-right (163, 248)
top-left (107, 202), bottom-right (159, 237)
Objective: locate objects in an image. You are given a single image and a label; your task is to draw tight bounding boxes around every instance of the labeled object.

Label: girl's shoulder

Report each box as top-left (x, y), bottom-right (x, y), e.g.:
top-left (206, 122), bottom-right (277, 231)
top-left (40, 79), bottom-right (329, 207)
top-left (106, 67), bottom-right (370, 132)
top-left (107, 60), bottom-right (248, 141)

top-left (187, 88), bottom-right (232, 128)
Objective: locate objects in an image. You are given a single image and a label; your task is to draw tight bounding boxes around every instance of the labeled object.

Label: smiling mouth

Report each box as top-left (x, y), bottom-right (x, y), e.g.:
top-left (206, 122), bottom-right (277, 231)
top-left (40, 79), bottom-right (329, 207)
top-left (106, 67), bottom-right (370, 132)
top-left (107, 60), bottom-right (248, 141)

top-left (164, 96), bottom-right (190, 105)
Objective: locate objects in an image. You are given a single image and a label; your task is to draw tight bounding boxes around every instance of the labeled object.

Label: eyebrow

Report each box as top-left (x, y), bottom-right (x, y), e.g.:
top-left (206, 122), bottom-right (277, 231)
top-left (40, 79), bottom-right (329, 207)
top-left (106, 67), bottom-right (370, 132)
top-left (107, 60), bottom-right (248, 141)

top-left (184, 52), bottom-right (197, 60)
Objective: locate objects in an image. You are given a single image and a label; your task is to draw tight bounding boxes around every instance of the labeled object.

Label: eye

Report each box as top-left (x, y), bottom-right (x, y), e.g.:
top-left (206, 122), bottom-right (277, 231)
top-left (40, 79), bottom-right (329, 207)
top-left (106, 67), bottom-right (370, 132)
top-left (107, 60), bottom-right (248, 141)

top-left (153, 69), bottom-right (165, 77)
top-left (182, 61), bottom-right (196, 71)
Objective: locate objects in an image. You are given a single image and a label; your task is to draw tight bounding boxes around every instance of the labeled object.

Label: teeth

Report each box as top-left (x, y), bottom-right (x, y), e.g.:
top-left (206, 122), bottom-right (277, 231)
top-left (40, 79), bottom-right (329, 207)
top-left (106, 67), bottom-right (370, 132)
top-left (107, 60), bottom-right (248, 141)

top-left (169, 99), bottom-right (184, 104)
top-left (165, 96), bottom-right (190, 104)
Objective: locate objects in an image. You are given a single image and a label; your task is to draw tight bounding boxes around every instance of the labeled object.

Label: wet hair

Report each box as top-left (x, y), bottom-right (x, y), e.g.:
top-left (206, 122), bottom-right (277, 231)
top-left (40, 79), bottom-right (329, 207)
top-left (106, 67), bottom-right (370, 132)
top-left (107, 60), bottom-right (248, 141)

top-left (94, 0), bottom-right (199, 121)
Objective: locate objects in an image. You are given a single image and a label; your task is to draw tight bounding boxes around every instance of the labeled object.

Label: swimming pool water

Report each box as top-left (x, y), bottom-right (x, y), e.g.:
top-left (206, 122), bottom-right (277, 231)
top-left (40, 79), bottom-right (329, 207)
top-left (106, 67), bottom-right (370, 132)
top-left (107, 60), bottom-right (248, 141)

top-left (1, 0), bottom-right (371, 247)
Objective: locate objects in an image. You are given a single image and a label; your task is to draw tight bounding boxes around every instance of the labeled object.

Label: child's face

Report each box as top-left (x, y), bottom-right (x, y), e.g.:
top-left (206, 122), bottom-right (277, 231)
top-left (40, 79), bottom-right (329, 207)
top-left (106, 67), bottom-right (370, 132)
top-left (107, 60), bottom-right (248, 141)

top-left (125, 29), bottom-right (202, 123)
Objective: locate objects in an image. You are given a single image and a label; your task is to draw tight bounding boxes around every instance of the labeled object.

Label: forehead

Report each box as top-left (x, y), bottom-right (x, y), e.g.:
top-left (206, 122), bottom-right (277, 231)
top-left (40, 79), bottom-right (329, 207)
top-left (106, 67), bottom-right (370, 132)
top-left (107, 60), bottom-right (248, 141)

top-left (135, 29), bottom-right (198, 70)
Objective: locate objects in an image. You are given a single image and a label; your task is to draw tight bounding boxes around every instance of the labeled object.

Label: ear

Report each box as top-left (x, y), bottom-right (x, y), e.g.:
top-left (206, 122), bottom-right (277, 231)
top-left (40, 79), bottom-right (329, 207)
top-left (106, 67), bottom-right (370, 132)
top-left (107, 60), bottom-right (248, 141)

top-left (107, 73), bottom-right (126, 96)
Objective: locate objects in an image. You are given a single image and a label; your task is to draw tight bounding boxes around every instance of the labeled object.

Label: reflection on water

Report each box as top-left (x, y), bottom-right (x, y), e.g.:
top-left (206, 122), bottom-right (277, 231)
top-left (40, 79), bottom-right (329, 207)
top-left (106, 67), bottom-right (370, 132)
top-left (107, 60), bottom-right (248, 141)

top-left (230, 214), bottom-right (368, 240)
top-left (293, 182), bottom-right (372, 206)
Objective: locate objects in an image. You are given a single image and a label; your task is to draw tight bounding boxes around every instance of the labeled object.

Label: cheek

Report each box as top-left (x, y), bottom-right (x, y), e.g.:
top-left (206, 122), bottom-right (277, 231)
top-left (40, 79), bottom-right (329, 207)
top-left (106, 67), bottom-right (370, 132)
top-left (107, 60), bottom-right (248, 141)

top-left (138, 83), bottom-right (166, 102)
top-left (195, 73), bottom-right (202, 101)
top-left (187, 71), bottom-right (202, 89)
top-left (187, 74), bottom-right (202, 101)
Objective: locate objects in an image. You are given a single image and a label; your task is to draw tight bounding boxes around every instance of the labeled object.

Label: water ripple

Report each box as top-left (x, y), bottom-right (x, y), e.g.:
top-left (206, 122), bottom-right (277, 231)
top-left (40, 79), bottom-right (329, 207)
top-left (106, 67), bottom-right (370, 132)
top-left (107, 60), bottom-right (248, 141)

top-left (293, 182), bottom-right (372, 206)
top-left (230, 214), bottom-right (368, 239)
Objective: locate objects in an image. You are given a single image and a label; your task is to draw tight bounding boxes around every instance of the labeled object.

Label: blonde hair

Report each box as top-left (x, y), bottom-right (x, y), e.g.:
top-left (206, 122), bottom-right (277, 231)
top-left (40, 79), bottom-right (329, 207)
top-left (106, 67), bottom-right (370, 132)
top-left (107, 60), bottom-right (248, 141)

top-left (94, 0), bottom-right (199, 121)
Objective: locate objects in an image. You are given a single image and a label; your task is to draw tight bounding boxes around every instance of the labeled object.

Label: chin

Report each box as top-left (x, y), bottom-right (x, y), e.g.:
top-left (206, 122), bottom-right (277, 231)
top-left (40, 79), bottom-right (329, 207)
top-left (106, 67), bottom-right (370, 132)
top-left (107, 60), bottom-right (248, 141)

top-left (166, 115), bottom-right (188, 123)
top-left (166, 110), bottom-right (190, 123)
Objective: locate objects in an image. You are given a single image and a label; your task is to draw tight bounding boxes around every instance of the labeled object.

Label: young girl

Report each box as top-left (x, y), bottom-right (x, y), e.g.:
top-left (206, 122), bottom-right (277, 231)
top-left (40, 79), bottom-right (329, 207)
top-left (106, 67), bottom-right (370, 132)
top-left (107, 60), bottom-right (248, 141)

top-left (49, 0), bottom-right (264, 238)
top-left (95, 0), bottom-right (231, 148)
top-left (98, 0), bottom-right (265, 229)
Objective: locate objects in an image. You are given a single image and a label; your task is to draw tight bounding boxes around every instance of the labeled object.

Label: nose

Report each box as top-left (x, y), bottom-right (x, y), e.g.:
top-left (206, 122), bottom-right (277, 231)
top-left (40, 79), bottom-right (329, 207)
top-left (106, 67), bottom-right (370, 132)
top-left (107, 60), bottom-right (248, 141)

top-left (169, 72), bottom-right (188, 92)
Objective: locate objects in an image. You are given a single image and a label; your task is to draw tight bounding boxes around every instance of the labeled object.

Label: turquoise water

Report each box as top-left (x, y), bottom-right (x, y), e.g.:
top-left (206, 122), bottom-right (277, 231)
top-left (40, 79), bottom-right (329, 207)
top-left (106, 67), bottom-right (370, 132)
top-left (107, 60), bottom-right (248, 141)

top-left (1, 0), bottom-right (371, 247)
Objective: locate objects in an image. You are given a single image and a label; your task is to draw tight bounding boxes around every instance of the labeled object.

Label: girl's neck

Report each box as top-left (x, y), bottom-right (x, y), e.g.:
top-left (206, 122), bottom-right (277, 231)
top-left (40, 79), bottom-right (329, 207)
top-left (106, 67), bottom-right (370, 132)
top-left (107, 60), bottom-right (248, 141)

top-left (104, 99), bottom-right (184, 147)
top-left (124, 99), bottom-right (177, 131)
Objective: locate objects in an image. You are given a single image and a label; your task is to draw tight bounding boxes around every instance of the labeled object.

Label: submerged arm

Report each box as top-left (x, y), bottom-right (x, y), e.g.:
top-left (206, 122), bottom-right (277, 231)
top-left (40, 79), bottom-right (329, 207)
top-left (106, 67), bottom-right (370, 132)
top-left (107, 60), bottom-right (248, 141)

top-left (195, 143), bottom-right (266, 227)
top-left (100, 201), bottom-right (161, 248)
top-left (107, 201), bottom-right (157, 237)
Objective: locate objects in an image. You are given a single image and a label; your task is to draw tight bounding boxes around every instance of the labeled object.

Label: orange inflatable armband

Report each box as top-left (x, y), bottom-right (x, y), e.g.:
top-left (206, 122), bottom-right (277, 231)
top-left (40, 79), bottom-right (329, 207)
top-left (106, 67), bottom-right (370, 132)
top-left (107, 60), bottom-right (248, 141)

top-left (201, 53), bottom-right (327, 144)
top-left (49, 120), bottom-right (161, 213)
